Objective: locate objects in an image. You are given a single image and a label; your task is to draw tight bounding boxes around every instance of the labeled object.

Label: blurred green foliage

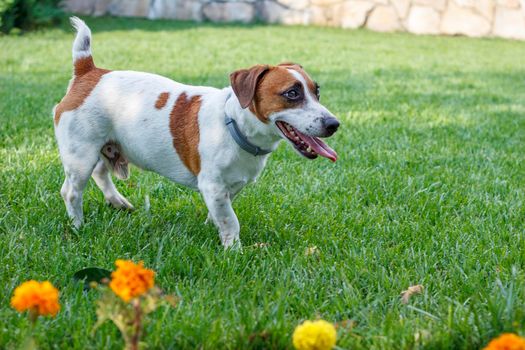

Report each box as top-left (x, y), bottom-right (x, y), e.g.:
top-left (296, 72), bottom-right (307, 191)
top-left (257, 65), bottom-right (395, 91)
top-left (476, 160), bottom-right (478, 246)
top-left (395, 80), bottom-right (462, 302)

top-left (0, 0), bottom-right (64, 34)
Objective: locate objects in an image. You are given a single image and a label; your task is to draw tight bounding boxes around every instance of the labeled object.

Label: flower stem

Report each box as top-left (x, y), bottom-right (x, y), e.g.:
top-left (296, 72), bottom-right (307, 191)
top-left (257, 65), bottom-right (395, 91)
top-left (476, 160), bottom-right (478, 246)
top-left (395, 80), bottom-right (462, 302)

top-left (29, 309), bottom-right (38, 326)
top-left (131, 299), bottom-right (141, 350)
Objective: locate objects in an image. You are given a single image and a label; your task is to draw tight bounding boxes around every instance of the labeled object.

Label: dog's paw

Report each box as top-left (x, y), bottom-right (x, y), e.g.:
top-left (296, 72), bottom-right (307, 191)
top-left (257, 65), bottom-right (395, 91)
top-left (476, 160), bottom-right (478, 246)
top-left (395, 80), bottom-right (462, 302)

top-left (224, 240), bottom-right (243, 253)
top-left (106, 194), bottom-right (134, 211)
top-left (222, 235), bottom-right (242, 251)
top-left (72, 217), bottom-right (83, 229)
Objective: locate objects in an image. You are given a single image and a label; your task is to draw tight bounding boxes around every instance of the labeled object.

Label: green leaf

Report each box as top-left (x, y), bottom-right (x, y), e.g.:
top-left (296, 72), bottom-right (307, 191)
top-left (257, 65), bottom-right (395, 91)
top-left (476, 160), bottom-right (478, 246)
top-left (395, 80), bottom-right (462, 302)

top-left (73, 267), bottom-right (112, 290)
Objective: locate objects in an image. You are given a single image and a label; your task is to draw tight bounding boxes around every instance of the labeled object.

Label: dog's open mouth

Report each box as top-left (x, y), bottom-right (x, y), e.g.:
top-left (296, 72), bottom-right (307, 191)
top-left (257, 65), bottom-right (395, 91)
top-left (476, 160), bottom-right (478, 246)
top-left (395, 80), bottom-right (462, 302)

top-left (276, 121), bottom-right (337, 162)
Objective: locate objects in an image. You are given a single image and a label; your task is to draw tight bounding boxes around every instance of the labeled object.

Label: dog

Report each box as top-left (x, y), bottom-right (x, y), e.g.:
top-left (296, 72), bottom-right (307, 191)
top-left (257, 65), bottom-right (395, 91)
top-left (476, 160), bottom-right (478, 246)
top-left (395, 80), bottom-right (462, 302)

top-left (54, 17), bottom-right (340, 248)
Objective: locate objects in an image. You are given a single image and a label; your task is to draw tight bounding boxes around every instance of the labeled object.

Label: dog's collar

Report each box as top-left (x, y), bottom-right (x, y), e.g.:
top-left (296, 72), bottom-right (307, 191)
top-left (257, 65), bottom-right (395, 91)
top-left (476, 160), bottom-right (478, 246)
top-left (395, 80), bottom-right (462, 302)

top-left (225, 116), bottom-right (272, 156)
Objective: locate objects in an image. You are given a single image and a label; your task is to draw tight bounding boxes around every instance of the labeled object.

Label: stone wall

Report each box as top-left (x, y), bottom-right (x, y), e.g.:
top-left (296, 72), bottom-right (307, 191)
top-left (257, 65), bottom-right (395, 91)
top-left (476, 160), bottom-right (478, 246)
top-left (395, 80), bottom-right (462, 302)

top-left (65, 0), bottom-right (525, 40)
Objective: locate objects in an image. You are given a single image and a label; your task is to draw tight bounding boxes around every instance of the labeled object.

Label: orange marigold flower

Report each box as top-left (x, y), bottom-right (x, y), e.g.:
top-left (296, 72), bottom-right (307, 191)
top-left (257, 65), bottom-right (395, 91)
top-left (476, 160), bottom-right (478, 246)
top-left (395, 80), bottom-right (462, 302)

top-left (483, 333), bottom-right (525, 350)
top-left (109, 260), bottom-right (155, 302)
top-left (10, 280), bottom-right (60, 317)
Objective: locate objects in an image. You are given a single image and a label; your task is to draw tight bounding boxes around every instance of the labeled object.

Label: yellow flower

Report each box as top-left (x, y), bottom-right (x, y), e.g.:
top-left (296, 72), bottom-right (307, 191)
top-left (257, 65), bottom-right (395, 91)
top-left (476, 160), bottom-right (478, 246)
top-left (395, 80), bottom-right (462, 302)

top-left (483, 333), bottom-right (525, 350)
top-left (109, 260), bottom-right (155, 302)
top-left (10, 280), bottom-right (60, 317)
top-left (292, 320), bottom-right (337, 350)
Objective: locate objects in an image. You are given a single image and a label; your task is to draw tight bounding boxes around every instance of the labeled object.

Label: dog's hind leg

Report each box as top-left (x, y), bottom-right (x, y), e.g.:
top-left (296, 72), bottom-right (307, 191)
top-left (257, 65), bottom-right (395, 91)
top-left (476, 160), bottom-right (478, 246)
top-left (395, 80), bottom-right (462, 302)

top-left (92, 159), bottom-right (134, 210)
top-left (59, 148), bottom-right (100, 228)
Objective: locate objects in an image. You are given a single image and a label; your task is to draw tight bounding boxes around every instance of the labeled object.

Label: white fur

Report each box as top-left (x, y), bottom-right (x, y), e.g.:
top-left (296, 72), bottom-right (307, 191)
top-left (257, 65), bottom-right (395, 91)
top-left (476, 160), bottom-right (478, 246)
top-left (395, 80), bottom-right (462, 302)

top-left (55, 20), bottom-right (337, 248)
top-left (70, 17), bottom-right (92, 61)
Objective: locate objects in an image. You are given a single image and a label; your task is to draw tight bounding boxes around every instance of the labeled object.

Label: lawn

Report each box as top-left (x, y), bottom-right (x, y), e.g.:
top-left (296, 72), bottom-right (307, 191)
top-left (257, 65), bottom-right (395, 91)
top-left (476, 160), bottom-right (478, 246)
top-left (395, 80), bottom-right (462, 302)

top-left (1, 16), bottom-right (525, 349)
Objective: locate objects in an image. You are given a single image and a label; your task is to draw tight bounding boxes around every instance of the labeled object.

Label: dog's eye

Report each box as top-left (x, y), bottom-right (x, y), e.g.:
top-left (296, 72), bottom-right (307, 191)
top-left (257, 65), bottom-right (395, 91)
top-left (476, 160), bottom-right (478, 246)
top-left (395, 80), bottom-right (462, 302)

top-left (283, 89), bottom-right (300, 101)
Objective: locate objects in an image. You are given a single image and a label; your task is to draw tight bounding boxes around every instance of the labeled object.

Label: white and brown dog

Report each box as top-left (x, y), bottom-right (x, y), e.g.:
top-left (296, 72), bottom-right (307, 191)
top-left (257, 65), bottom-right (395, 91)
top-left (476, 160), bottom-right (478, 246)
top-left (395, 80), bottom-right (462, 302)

top-left (54, 18), bottom-right (339, 248)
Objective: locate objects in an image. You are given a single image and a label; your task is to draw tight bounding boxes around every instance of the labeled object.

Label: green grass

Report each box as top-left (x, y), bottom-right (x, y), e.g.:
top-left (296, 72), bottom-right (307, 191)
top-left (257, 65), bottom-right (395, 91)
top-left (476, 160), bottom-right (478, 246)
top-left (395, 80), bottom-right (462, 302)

top-left (1, 16), bottom-right (525, 349)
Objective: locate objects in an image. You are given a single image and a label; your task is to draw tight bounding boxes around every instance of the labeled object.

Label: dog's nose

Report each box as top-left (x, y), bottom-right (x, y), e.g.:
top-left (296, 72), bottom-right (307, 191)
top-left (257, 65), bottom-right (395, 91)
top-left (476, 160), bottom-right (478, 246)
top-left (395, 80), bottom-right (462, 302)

top-left (324, 117), bottom-right (340, 135)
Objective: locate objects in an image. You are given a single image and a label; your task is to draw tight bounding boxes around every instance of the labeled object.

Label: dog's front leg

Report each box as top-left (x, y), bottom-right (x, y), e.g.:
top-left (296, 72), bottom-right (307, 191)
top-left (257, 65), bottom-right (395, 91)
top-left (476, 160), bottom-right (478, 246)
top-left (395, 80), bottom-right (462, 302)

top-left (204, 185), bottom-right (243, 226)
top-left (199, 181), bottom-right (240, 248)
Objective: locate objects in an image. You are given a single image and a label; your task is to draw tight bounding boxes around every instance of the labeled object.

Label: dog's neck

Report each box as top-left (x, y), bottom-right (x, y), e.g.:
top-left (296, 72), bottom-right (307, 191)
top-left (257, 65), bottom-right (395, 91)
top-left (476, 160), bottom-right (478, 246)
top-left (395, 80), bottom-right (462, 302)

top-left (223, 88), bottom-right (282, 153)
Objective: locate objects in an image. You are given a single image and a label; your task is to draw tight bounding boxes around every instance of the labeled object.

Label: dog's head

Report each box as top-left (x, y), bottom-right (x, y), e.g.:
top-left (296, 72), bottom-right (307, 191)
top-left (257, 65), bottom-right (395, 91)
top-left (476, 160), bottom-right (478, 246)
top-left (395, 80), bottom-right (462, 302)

top-left (230, 63), bottom-right (339, 162)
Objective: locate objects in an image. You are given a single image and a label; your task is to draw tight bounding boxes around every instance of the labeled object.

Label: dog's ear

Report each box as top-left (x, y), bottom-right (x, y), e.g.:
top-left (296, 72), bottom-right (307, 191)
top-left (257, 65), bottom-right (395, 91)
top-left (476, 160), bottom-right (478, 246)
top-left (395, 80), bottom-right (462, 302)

top-left (230, 65), bottom-right (269, 109)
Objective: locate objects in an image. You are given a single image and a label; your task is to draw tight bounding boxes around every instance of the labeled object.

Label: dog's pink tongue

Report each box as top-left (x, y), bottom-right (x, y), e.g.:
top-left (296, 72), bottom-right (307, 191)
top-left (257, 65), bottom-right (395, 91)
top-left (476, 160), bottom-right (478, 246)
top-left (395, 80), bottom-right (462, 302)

top-left (300, 133), bottom-right (338, 162)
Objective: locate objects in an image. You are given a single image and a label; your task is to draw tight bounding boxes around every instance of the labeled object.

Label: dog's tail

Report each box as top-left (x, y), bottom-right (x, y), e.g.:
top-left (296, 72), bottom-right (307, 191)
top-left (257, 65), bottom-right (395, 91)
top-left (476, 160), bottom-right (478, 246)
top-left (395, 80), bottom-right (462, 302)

top-left (70, 17), bottom-right (95, 77)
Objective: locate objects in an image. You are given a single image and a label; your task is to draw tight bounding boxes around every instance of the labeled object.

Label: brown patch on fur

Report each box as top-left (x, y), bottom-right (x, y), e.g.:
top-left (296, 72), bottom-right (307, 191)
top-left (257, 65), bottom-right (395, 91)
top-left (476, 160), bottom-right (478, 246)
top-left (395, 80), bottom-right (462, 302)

top-left (230, 65), bottom-right (269, 109)
top-left (278, 62), bottom-right (302, 68)
top-left (74, 56), bottom-right (96, 77)
top-left (155, 92), bottom-right (170, 109)
top-left (169, 92), bottom-right (202, 175)
top-left (54, 56), bottom-right (109, 125)
top-left (249, 66), bottom-right (301, 122)
top-left (278, 62), bottom-right (317, 97)
top-left (230, 63), bottom-right (318, 123)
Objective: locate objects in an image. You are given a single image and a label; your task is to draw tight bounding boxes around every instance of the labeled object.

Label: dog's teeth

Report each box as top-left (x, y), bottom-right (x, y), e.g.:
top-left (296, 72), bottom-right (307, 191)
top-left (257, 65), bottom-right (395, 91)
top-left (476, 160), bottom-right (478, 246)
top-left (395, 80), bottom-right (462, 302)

top-left (301, 141), bottom-right (305, 144)
top-left (306, 146), bottom-right (312, 152)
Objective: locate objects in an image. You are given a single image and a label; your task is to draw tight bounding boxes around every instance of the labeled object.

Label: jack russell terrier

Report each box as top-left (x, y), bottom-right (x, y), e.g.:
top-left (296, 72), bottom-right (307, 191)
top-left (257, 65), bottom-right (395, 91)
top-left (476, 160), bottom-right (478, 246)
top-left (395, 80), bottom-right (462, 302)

top-left (54, 17), bottom-right (340, 248)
